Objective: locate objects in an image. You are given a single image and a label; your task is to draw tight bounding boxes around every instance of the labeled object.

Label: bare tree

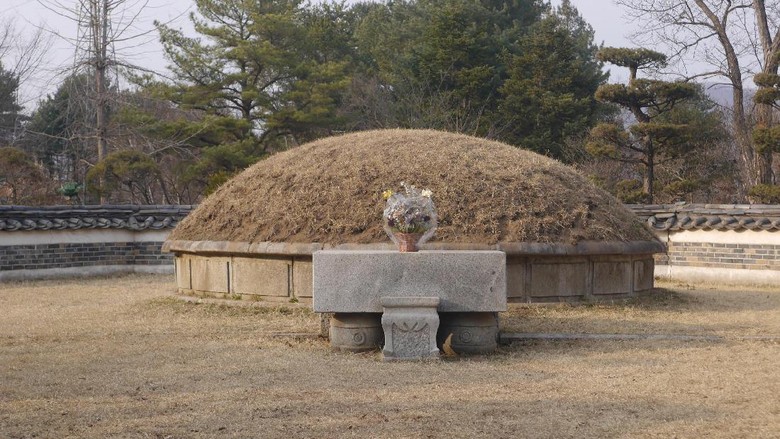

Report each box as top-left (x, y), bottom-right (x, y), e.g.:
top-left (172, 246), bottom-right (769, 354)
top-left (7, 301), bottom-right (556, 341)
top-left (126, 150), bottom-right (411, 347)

top-left (617, 0), bottom-right (780, 193)
top-left (38, 0), bottom-right (153, 203)
top-left (0, 18), bottom-right (51, 99)
top-left (0, 18), bottom-right (52, 145)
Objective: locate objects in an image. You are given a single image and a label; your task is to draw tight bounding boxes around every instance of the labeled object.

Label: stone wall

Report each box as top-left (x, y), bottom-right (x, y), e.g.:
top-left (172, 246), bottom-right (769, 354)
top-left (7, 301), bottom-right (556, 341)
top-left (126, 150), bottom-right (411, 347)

top-left (5, 204), bottom-right (780, 287)
top-left (629, 204), bottom-right (780, 285)
top-left (0, 205), bottom-right (192, 281)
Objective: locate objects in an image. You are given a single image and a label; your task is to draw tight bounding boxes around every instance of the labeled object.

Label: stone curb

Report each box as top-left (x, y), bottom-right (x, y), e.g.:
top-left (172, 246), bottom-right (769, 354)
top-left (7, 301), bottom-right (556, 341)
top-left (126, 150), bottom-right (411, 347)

top-left (163, 239), bottom-right (665, 256)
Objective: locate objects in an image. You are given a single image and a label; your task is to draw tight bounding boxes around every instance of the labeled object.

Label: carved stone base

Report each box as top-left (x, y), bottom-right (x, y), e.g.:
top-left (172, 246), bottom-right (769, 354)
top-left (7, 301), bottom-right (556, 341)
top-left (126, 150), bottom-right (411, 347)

top-left (438, 312), bottom-right (499, 354)
top-left (381, 297), bottom-right (440, 361)
top-left (329, 313), bottom-right (383, 352)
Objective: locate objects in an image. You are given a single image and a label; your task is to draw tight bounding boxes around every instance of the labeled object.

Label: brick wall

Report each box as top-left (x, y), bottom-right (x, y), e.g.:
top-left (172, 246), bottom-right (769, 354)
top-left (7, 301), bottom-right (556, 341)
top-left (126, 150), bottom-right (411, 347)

top-left (0, 241), bottom-right (171, 271)
top-left (665, 242), bottom-right (780, 271)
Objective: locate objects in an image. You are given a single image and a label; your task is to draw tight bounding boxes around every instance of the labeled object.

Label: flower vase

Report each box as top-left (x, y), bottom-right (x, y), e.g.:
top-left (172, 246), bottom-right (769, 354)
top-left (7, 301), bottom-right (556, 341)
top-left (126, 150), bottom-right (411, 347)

top-left (394, 232), bottom-right (422, 252)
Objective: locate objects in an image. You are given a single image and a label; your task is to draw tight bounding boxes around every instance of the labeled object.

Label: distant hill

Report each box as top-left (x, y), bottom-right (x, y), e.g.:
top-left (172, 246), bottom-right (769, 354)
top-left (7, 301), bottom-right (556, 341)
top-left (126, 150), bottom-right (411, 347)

top-left (701, 82), bottom-right (756, 109)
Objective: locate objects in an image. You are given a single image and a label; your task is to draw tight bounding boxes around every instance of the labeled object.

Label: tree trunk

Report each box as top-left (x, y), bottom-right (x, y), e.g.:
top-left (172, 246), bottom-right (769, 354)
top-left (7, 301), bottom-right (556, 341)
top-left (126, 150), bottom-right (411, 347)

top-left (644, 137), bottom-right (654, 203)
top-left (755, 102), bottom-right (775, 185)
top-left (692, 0), bottom-right (755, 196)
top-left (731, 90), bottom-right (757, 191)
top-left (92, 0), bottom-right (110, 204)
top-left (752, 0), bottom-right (777, 187)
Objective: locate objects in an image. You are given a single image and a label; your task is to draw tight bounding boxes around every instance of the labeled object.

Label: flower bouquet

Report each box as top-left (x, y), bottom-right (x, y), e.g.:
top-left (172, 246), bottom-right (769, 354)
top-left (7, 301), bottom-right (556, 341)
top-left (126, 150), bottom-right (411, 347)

top-left (382, 182), bottom-right (437, 252)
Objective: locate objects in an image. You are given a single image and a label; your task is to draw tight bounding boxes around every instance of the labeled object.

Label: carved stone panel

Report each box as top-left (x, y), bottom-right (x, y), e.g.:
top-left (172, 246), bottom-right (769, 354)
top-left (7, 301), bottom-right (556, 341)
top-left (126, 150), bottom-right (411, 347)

top-left (381, 297), bottom-right (440, 361)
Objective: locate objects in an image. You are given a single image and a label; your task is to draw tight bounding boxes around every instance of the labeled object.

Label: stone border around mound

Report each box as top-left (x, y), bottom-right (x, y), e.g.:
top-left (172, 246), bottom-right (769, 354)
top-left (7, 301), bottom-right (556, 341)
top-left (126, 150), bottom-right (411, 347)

top-left (165, 240), bottom-right (662, 303)
top-left (162, 239), bottom-right (666, 256)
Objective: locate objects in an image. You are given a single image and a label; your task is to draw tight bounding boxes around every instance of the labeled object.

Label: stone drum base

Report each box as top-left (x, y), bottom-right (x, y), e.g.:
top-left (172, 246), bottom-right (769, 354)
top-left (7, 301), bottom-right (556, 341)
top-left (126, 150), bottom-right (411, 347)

top-left (438, 312), bottom-right (498, 354)
top-left (329, 313), bottom-right (383, 352)
top-left (328, 311), bottom-right (500, 357)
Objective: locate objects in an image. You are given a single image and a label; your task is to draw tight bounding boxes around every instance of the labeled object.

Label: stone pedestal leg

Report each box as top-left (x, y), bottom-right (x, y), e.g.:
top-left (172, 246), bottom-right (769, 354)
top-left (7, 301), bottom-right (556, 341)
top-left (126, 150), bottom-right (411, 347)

top-left (380, 297), bottom-right (440, 361)
top-left (329, 313), bottom-right (383, 352)
top-left (319, 313), bottom-right (333, 338)
top-left (438, 312), bottom-right (499, 354)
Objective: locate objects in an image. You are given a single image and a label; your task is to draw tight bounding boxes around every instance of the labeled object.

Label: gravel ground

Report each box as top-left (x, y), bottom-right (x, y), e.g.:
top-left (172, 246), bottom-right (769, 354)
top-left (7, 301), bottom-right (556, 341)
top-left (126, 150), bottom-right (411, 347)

top-left (1, 275), bottom-right (778, 438)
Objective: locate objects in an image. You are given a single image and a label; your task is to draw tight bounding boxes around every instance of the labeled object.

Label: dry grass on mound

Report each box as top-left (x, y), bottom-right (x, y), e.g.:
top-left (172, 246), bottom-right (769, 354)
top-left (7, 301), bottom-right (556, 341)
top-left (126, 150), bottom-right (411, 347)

top-left (172, 129), bottom-right (655, 245)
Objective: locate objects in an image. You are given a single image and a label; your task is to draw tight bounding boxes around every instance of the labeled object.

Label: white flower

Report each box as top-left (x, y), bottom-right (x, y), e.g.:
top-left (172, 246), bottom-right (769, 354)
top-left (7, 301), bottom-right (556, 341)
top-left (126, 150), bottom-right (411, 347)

top-left (421, 189), bottom-right (432, 198)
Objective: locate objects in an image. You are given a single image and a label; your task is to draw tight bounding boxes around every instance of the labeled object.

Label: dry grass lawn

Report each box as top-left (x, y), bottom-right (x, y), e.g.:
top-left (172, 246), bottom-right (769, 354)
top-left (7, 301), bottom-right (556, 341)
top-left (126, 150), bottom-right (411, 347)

top-left (1, 275), bottom-right (779, 438)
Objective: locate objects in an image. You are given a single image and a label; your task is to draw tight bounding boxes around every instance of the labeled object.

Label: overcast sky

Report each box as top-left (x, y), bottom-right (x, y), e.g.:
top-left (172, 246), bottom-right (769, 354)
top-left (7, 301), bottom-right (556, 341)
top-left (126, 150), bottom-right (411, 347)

top-left (2, 0), bottom-right (636, 110)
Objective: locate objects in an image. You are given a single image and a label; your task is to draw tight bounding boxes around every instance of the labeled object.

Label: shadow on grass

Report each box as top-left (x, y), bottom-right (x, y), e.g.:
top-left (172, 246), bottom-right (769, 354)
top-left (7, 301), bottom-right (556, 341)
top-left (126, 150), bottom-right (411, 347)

top-left (657, 281), bottom-right (780, 311)
top-left (625, 287), bottom-right (695, 309)
top-left (143, 296), bottom-right (315, 318)
top-left (499, 286), bottom-right (780, 338)
top-left (521, 286), bottom-right (780, 313)
top-left (504, 287), bottom-right (695, 319)
top-left (493, 338), bottom-right (726, 360)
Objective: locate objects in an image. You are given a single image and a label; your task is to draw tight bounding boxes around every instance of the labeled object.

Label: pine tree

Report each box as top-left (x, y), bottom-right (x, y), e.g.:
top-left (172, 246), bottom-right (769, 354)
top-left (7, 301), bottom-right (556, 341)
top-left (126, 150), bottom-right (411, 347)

top-left (750, 72), bottom-right (780, 202)
top-left (587, 47), bottom-right (697, 202)
top-left (350, 0), bottom-right (606, 158)
top-left (0, 147), bottom-right (50, 204)
top-left (498, 0), bottom-right (609, 159)
top-left (85, 149), bottom-right (161, 204)
top-left (152, 0), bottom-right (350, 191)
top-left (352, 0), bottom-right (546, 135)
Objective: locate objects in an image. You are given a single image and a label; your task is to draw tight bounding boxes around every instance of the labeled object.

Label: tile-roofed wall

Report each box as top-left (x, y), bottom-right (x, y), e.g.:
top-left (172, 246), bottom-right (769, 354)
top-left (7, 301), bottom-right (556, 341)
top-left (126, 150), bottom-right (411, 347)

top-left (0, 205), bottom-right (192, 280)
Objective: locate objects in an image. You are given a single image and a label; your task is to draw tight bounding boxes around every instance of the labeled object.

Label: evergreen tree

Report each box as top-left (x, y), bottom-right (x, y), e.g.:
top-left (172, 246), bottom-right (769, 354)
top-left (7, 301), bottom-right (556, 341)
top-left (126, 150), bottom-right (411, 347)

top-left (153, 0), bottom-right (351, 190)
top-left (587, 47), bottom-right (697, 202)
top-left (651, 91), bottom-right (729, 202)
top-left (111, 0), bottom-right (612, 199)
top-left (0, 62), bottom-right (24, 147)
top-left (85, 149), bottom-right (161, 204)
top-left (350, 0), bottom-right (606, 159)
top-left (0, 147), bottom-right (52, 204)
top-left (22, 74), bottom-right (95, 184)
top-left (498, 0), bottom-right (609, 159)
top-left (267, 1), bottom-right (353, 141)
top-left (750, 72), bottom-right (780, 202)
top-left (352, 0), bottom-right (546, 134)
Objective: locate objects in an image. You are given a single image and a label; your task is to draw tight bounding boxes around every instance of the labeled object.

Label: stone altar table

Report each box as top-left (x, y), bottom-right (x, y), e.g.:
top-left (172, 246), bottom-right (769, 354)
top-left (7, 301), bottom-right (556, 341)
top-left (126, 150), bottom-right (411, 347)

top-left (312, 250), bottom-right (507, 358)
